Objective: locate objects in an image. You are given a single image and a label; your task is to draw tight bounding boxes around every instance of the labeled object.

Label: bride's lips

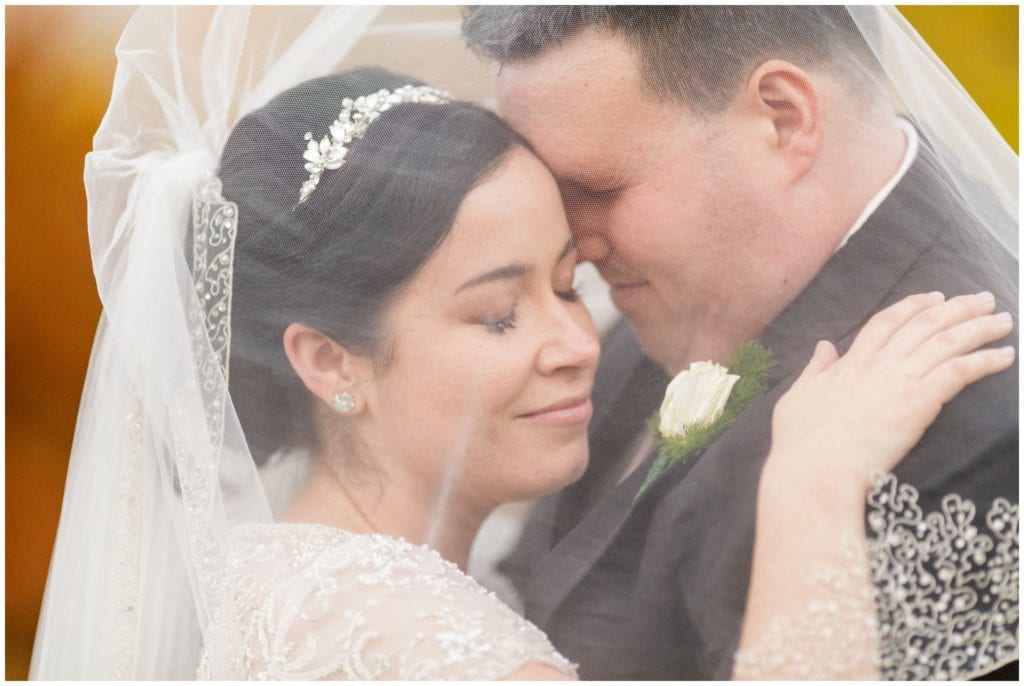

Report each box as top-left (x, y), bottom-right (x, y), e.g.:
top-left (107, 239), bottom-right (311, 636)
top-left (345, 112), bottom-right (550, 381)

top-left (517, 394), bottom-right (594, 426)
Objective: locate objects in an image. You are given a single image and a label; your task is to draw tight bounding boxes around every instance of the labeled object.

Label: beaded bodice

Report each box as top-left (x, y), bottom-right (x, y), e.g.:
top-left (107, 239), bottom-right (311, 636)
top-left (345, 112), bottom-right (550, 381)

top-left (197, 523), bottom-right (576, 680)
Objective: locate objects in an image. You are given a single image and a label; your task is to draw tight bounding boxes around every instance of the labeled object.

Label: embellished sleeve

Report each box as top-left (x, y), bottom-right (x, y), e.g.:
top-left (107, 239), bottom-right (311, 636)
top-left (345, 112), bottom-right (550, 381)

top-left (227, 528), bottom-right (577, 681)
top-left (732, 474), bottom-right (1019, 680)
top-left (867, 473), bottom-right (1018, 679)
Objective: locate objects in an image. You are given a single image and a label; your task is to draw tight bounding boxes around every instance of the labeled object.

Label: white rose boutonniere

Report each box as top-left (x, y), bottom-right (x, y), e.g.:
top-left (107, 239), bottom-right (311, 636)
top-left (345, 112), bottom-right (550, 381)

top-left (658, 361), bottom-right (740, 437)
top-left (637, 341), bottom-right (775, 500)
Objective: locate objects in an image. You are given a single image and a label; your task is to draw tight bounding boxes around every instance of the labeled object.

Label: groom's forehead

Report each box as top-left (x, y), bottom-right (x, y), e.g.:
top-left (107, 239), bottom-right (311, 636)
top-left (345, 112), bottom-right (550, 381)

top-left (526, 116), bottom-right (633, 185)
top-left (498, 57), bottom-right (659, 174)
top-left (495, 27), bottom-right (644, 115)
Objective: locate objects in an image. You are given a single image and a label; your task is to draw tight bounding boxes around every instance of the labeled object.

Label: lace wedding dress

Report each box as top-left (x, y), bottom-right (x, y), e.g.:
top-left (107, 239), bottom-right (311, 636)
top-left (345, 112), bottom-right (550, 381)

top-left (197, 523), bottom-right (577, 680)
top-left (198, 476), bottom-right (1017, 681)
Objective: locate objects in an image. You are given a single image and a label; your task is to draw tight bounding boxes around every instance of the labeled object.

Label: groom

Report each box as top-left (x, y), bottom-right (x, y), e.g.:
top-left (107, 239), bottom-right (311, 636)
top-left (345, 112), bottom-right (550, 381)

top-left (463, 6), bottom-right (1018, 679)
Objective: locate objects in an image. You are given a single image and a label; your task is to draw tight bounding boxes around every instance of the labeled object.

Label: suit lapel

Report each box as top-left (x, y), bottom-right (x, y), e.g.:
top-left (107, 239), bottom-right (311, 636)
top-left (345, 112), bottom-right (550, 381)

top-left (525, 442), bottom-right (658, 627)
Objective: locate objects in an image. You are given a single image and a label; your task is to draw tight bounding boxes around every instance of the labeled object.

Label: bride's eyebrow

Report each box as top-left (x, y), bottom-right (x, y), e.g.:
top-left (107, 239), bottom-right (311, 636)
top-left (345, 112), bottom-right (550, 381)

top-left (454, 239), bottom-right (575, 294)
top-left (456, 262), bottom-right (530, 294)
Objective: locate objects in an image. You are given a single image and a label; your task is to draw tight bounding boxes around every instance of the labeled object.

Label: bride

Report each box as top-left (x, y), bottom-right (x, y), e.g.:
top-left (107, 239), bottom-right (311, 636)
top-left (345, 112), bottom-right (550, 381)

top-left (30, 7), bottom-right (1016, 681)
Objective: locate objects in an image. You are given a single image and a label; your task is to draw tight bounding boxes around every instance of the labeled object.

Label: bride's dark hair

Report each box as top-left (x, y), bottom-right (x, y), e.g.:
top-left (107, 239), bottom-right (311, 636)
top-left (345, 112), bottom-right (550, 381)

top-left (218, 67), bottom-right (528, 463)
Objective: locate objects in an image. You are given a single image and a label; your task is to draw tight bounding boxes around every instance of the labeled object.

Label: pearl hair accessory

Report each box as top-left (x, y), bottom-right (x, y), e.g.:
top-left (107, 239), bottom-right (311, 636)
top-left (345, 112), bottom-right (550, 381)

top-left (332, 391), bottom-right (355, 415)
top-left (298, 85), bottom-right (451, 205)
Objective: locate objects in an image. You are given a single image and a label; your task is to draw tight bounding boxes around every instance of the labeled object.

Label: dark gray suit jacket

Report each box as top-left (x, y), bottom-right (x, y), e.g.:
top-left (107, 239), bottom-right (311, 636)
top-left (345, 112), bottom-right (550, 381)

top-left (500, 143), bottom-right (1019, 679)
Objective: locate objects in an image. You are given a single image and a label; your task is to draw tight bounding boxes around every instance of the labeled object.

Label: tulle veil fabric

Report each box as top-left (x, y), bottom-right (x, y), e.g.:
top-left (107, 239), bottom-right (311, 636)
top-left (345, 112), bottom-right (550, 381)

top-left (30, 5), bottom-right (1016, 680)
top-left (29, 7), bottom-right (496, 678)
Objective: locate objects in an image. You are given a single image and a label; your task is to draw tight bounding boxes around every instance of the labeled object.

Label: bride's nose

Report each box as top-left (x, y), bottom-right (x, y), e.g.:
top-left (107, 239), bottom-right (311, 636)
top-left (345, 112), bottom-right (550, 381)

top-left (537, 306), bottom-right (600, 377)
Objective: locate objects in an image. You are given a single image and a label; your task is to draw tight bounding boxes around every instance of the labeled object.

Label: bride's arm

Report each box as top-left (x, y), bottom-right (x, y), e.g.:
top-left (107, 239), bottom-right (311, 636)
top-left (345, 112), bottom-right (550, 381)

top-left (733, 291), bottom-right (1014, 679)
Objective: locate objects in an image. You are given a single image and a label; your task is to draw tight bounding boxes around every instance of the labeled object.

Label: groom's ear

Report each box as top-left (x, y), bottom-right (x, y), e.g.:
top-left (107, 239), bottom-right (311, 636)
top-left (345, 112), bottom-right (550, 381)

top-left (741, 59), bottom-right (823, 180)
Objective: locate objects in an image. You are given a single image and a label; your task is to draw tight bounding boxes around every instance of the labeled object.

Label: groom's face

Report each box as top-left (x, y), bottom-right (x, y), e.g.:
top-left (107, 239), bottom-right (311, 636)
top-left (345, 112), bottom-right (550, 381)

top-left (496, 30), bottom-right (782, 373)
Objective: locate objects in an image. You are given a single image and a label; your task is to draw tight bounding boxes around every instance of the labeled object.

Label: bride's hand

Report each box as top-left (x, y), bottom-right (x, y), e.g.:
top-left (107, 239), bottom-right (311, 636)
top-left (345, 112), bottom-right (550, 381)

top-left (766, 291), bottom-right (1014, 491)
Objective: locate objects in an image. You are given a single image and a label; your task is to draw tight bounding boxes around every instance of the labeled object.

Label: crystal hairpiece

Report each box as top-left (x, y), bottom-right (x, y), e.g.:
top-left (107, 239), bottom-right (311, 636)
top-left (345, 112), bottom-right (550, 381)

top-left (298, 85), bottom-right (451, 205)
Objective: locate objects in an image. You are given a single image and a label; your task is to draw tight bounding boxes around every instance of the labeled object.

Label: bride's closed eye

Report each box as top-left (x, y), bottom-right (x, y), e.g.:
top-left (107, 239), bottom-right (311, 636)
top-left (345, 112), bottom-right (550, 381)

top-left (483, 302), bottom-right (518, 335)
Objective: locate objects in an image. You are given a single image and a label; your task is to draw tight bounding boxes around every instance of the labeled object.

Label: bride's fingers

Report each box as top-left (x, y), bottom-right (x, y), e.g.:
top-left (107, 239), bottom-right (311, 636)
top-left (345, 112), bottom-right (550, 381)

top-left (845, 292), bottom-right (945, 361)
top-left (925, 345), bottom-right (1015, 406)
top-left (884, 291), bottom-right (997, 358)
top-left (906, 312), bottom-right (1014, 376)
top-left (795, 340), bottom-right (840, 382)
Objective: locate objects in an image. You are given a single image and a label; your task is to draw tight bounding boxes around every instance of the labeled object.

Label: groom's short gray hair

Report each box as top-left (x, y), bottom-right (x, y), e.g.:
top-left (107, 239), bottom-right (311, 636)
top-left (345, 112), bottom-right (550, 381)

top-left (461, 5), bottom-right (880, 114)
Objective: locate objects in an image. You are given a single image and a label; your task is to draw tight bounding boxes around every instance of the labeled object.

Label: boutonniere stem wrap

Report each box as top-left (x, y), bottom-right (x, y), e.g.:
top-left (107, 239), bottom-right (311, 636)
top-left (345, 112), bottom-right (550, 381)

top-left (637, 341), bottom-right (775, 500)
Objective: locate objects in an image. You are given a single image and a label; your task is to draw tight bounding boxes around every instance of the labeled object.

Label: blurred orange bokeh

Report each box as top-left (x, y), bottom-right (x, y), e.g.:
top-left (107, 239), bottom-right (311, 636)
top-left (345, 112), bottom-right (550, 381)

top-left (5, 5), bottom-right (1018, 680)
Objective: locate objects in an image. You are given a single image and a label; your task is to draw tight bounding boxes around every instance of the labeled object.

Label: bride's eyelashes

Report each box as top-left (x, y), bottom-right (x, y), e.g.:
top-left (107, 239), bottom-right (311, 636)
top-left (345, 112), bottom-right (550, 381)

top-left (471, 259), bottom-right (579, 335)
top-left (482, 302), bottom-right (519, 335)
top-left (477, 284), bottom-right (578, 335)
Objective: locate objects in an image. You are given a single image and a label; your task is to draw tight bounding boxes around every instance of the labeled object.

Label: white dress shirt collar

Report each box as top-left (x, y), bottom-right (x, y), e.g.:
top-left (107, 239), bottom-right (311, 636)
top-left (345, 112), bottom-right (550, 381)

top-left (835, 118), bottom-right (920, 252)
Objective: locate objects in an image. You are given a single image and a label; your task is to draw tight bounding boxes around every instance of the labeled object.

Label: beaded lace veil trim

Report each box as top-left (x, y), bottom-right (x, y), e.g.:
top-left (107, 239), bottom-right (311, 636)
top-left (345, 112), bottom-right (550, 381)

top-left (185, 173), bottom-right (242, 677)
top-left (733, 473), bottom-right (1019, 679)
top-left (868, 473), bottom-right (1018, 679)
top-left (112, 390), bottom-right (144, 678)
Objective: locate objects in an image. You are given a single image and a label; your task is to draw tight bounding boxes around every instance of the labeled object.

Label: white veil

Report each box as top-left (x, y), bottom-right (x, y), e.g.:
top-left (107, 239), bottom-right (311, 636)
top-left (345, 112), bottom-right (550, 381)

top-left (848, 6), bottom-right (1016, 246)
top-left (29, 6), bottom-right (502, 678)
top-left (31, 5), bottom-right (1017, 681)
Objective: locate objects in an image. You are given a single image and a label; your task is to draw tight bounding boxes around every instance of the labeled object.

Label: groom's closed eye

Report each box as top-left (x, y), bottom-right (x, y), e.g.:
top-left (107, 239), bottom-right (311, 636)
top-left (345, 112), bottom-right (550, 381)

top-left (558, 178), bottom-right (623, 208)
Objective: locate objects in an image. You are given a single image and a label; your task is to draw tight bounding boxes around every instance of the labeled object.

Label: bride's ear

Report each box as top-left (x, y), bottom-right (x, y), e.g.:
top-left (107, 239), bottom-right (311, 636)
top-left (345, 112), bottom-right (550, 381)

top-left (740, 58), bottom-right (823, 181)
top-left (282, 322), bottom-right (373, 415)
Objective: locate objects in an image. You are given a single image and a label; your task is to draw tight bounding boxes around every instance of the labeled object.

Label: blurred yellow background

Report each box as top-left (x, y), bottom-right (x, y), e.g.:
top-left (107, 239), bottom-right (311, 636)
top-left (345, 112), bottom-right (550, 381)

top-left (5, 5), bottom-right (1018, 679)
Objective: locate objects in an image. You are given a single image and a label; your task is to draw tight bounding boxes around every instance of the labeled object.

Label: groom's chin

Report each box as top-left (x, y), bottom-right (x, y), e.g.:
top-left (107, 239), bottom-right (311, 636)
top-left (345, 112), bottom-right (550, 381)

top-left (626, 319), bottom-right (687, 375)
top-left (628, 317), bottom-right (740, 376)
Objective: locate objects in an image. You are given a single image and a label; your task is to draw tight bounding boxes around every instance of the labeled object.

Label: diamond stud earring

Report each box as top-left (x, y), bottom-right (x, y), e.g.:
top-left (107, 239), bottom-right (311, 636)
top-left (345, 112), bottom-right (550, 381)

top-left (332, 391), bottom-right (355, 415)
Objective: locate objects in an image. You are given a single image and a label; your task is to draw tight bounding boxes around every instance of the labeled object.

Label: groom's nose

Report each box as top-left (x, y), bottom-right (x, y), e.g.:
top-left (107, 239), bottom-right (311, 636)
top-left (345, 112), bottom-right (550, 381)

top-left (565, 197), bottom-right (610, 264)
top-left (573, 231), bottom-right (611, 264)
top-left (560, 185), bottom-right (613, 263)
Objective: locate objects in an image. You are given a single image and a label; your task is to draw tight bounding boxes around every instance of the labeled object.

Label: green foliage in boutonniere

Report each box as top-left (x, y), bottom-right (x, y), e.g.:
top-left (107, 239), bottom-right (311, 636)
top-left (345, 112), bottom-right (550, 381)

top-left (636, 341), bottom-right (775, 500)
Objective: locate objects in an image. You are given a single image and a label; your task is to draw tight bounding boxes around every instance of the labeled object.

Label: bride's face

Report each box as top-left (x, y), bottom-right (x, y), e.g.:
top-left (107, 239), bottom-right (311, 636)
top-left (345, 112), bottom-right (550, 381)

top-left (364, 147), bottom-right (599, 507)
